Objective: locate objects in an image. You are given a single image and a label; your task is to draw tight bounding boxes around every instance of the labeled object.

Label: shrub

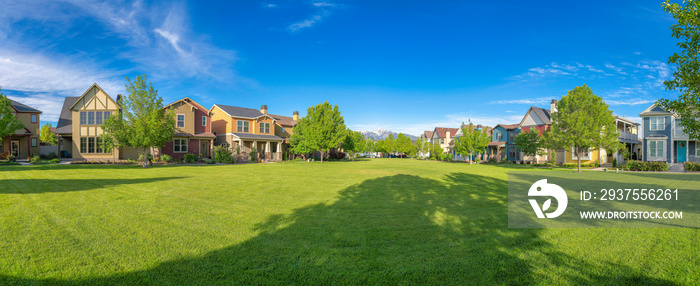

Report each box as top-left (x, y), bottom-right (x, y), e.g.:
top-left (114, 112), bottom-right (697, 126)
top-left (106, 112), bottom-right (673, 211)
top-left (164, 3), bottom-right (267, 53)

top-left (444, 153), bottom-right (453, 162)
top-left (214, 146), bottom-right (234, 164)
top-left (161, 154), bottom-right (174, 163)
top-left (205, 159), bottom-right (215, 164)
top-left (250, 147), bottom-right (257, 162)
top-left (138, 153), bottom-right (153, 163)
top-left (7, 155), bottom-right (16, 162)
top-left (612, 158), bottom-right (617, 168)
top-left (50, 158), bottom-right (60, 164)
top-left (684, 161), bottom-right (700, 172)
top-left (30, 156), bottom-right (41, 164)
top-left (624, 160), bottom-right (669, 172)
top-left (183, 153), bottom-right (197, 164)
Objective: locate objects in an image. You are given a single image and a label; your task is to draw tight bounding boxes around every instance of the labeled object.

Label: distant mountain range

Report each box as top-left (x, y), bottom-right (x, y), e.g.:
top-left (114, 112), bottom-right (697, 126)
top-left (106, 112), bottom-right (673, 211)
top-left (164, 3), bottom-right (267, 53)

top-left (361, 129), bottom-right (419, 141)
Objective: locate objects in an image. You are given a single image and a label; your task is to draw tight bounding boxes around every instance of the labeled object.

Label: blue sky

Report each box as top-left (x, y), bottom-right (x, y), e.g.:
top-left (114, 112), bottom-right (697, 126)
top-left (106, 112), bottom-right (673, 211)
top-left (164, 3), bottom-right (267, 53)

top-left (0, 0), bottom-right (681, 135)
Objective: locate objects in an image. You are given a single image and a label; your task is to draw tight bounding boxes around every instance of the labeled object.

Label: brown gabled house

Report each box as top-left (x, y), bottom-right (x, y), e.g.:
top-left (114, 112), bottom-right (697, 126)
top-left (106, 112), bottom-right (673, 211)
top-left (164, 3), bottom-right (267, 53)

top-left (1, 99), bottom-right (42, 159)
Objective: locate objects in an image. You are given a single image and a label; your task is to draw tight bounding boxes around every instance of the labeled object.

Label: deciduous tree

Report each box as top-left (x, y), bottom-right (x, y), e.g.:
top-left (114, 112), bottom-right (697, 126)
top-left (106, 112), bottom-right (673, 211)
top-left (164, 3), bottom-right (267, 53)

top-left (0, 90), bottom-right (23, 147)
top-left (453, 121), bottom-right (491, 164)
top-left (547, 84), bottom-right (622, 172)
top-left (289, 102), bottom-right (346, 163)
top-left (40, 123), bottom-right (58, 146)
top-left (659, 0), bottom-right (700, 140)
top-left (514, 128), bottom-right (543, 164)
top-left (102, 75), bottom-right (177, 168)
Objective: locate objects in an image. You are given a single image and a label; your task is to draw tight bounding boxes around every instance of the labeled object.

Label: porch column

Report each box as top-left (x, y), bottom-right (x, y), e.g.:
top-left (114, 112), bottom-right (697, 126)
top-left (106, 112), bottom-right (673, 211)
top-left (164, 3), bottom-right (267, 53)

top-left (265, 141), bottom-right (271, 160)
top-left (277, 142), bottom-right (282, 161)
top-left (253, 141), bottom-right (258, 161)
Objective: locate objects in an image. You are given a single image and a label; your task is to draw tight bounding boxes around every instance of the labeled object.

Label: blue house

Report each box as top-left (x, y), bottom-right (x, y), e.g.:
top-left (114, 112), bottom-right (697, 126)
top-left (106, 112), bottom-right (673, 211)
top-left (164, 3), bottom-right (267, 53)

top-left (639, 103), bottom-right (698, 164)
top-left (491, 124), bottom-right (521, 162)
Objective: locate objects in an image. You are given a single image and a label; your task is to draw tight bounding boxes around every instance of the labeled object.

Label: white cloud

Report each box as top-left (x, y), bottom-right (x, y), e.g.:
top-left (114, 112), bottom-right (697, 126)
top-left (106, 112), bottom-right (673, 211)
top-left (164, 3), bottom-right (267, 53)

top-left (605, 63), bottom-right (628, 75)
top-left (289, 15), bottom-right (324, 32)
top-left (490, 97), bottom-right (552, 105)
top-left (288, 2), bottom-right (337, 32)
top-left (605, 99), bottom-right (655, 106)
top-left (313, 2), bottom-right (335, 7)
top-left (350, 114), bottom-right (525, 137)
top-left (634, 51), bottom-right (642, 55)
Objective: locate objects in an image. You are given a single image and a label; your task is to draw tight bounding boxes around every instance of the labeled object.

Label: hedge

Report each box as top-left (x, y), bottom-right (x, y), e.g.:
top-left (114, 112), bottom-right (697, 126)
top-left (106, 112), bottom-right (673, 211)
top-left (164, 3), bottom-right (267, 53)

top-left (684, 161), bottom-right (700, 172)
top-left (623, 160), bottom-right (669, 172)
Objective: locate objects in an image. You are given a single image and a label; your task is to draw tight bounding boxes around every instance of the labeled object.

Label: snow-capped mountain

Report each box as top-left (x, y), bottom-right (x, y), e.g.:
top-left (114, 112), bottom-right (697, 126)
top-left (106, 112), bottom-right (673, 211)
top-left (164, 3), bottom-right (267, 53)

top-left (361, 129), bottom-right (419, 141)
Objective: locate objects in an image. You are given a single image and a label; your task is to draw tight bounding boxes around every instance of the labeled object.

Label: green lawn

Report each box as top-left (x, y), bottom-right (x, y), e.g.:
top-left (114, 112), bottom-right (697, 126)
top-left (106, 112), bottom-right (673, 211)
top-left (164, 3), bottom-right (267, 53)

top-left (0, 159), bottom-right (698, 285)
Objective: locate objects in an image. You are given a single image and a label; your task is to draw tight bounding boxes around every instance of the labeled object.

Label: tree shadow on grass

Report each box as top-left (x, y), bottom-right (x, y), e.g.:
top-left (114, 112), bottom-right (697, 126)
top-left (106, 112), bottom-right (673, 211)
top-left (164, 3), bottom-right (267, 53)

top-left (0, 173), bottom-right (680, 285)
top-left (0, 177), bottom-right (185, 194)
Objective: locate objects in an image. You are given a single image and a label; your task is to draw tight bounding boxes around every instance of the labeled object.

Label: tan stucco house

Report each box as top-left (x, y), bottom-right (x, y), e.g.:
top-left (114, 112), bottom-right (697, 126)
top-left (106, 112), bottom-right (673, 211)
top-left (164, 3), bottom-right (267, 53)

top-left (1, 99), bottom-right (41, 159)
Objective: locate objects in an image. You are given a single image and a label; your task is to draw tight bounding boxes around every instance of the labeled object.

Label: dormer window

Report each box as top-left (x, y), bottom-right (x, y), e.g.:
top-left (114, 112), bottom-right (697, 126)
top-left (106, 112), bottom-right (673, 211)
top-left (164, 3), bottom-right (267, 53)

top-left (259, 122), bottom-right (270, 134)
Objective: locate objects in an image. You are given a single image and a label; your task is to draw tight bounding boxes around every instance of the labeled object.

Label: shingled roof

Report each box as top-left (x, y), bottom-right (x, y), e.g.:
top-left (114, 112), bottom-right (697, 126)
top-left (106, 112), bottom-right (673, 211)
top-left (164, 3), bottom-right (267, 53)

top-left (9, 99), bottom-right (42, 113)
top-left (214, 104), bottom-right (265, 119)
top-left (434, 127), bottom-right (459, 138)
top-left (56, 97), bottom-right (80, 135)
top-left (269, 114), bottom-right (297, 127)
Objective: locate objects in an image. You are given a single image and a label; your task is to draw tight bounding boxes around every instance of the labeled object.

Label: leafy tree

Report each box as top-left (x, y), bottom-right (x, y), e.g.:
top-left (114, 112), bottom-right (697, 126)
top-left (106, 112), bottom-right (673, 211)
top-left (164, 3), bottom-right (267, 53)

top-left (514, 128), bottom-right (544, 164)
top-left (547, 84), bottom-right (622, 172)
top-left (289, 119), bottom-right (314, 160)
top-left (40, 123), bottom-right (58, 146)
top-left (342, 129), bottom-right (364, 161)
top-left (102, 75), bottom-right (177, 168)
top-left (429, 141), bottom-right (444, 160)
top-left (289, 102), bottom-right (346, 163)
top-left (453, 121), bottom-right (491, 164)
top-left (416, 138), bottom-right (431, 159)
top-left (658, 0), bottom-right (700, 140)
top-left (0, 90), bottom-right (24, 146)
top-left (364, 138), bottom-right (376, 159)
top-left (396, 133), bottom-right (413, 157)
top-left (384, 134), bottom-right (397, 155)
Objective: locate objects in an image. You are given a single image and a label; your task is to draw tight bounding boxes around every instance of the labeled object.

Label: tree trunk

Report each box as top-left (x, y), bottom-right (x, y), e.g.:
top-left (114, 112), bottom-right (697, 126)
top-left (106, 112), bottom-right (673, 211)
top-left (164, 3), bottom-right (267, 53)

top-left (577, 151), bottom-right (582, 173)
top-left (142, 149), bottom-right (149, 168)
top-left (469, 152), bottom-right (473, 164)
top-left (320, 150), bottom-right (324, 163)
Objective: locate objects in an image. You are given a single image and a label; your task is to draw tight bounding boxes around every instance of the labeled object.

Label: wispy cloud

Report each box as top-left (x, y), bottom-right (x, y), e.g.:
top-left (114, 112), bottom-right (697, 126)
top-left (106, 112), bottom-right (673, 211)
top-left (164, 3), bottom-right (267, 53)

top-left (604, 63), bottom-right (628, 75)
top-left (605, 99), bottom-right (655, 106)
top-left (351, 114), bottom-right (525, 137)
top-left (490, 97), bottom-right (552, 105)
top-left (288, 2), bottom-right (338, 32)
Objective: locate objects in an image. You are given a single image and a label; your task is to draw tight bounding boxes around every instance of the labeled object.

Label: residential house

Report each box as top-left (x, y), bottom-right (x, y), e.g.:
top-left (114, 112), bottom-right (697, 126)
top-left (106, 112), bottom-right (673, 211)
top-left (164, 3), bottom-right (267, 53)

top-left (610, 115), bottom-right (641, 164)
top-left (270, 111), bottom-right (298, 160)
top-left (56, 83), bottom-right (129, 160)
top-left (490, 124), bottom-right (520, 162)
top-left (420, 130), bottom-right (434, 143)
top-left (431, 127), bottom-right (459, 154)
top-left (639, 103), bottom-right (698, 164)
top-left (520, 101), bottom-right (554, 163)
top-left (159, 97), bottom-right (216, 159)
top-left (1, 99), bottom-right (41, 159)
top-left (210, 104), bottom-right (297, 161)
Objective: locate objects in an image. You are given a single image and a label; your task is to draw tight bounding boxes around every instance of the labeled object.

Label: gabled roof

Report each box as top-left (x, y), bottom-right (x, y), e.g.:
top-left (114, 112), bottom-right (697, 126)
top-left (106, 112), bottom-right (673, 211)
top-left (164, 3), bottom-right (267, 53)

top-left (433, 127), bottom-right (459, 138)
top-left (639, 103), bottom-right (674, 116)
top-left (56, 97), bottom-right (80, 135)
top-left (70, 83), bottom-right (117, 110)
top-left (422, 130), bottom-right (434, 139)
top-left (269, 114), bottom-right (297, 127)
top-left (8, 99), bottom-right (42, 113)
top-left (213, 104), bottom-right (267, 119)
top-left (165, 97), bottom-right (209, 113)
top-left (520, 106), bottom-right (551, 126)
top-left (230, 132), bottom-right (284, 141)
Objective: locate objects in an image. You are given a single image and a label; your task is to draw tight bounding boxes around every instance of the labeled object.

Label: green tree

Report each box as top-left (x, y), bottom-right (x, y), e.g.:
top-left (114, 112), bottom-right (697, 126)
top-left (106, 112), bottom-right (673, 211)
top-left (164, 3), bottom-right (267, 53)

top-left (396, 133), bottom-right (413, 157)
top-left (547, 85), bottom-right (622, 172)
top-left (430, 142), bottom-right (444, 161)
top-left (384, 134), bottom-right (397, 156)
top-left (416, 138), bottom-right (431, 159)
top-left (40, 123), bottom-right (58, 146)
top-left (289, 102), bottom-right (346, 163)
top-left (658, 0), bottom-right (700, 141)
top-left (514, 128), bottom-right (543, 164)
top-left (364, 137), bottom-right (376, 159)
top-left (0, 90), bottom-right (24, 147)
top-left (102, 75), bottom-right (177, 168)
top-left (342, 129), bottom-right (364, 161)
top-left (453, 121), bottom-right (491, 164)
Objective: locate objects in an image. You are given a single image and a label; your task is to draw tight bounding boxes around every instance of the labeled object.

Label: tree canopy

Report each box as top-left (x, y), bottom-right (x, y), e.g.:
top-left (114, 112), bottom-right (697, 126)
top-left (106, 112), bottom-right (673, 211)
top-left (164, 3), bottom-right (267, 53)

top-left (547, 84), bottom-right (622, 172)
top-left (658, 0), bottom-right (700, 140)
top-left (0, 90), bottom-right (24, 146)
top-left (514, 128), bottom-right (543, 164)
top-left (101, 75), bottom-right (176, 167)
top-left (40, 123), bottom-right (58, 146)
top-left (289, 102), bottom-right (346, 163)
top-left (342, 129), bottom-right (364, 161)
top-left (453, 121), bottom-right (490, 164)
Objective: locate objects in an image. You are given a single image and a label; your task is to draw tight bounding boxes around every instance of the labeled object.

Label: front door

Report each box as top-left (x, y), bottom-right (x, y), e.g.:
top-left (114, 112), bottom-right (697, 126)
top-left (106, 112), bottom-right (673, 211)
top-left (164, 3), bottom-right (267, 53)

top-left (678, 141), bottom-right (687, 163)
top-left (11, 140), bottom-right (20, 157)
top-left (200, 141), bottom-right (210, 158)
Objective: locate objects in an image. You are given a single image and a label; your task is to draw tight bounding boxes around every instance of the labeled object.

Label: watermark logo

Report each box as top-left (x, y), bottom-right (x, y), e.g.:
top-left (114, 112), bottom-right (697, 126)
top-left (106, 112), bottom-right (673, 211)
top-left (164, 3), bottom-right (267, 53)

top-left (528, 179), bottom-right (568, 218)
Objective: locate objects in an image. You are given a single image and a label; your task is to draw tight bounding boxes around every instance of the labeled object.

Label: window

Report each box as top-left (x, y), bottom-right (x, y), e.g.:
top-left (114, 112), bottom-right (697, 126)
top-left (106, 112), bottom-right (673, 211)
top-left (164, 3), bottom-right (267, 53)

top-left (31, 138), bottom-right (37, 147)
top-left (650, 117), bottom-right (665, 131)
top-left (649, 140), bottom-right (664, 157)
top-left (88, 137), bottom-right (95, 153)
top-left (31, 114), bottom-right (37, 123)
top-left (509, 147), bottom-right (516, 158)
top-left (282, 127), bottom-right (286, 133)
top-left (96, 111), bottom-right (103, 125)
top-left (237, 120), bottom-right (250, 132)
top-left (497, 132), bottom-right (503, 140)
top-left (440, 138), bottom-right (445, 144)
top-left (80, 137), bottom-right (108, 154)
top-left (202, 116), bottom-right (207, 126)
top-left (174, 139), bottom-right (188, 153)
top-left (177, 114), bottom-right (185, 128)
top-left (259, 122), bottom-right (270, 134)
top-left (80, 112), bottom-right (87, 125)
top-left (96, 137), bottom-right (103, 153)
top-left (696, 141), bottom-right (700, 157)
top-left (104, 111), bottom-right (111, 121)
top-left (88, 112), bottom-right (95, 125)
top-left (571, 147), bottom-right (591, 160)
top-left (81, 137), bottom-right (87, 152)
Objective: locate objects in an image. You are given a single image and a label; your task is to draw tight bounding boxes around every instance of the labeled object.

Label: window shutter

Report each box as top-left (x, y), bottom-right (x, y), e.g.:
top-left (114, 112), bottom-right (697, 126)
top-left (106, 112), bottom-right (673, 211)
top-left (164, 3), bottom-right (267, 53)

top-left (647, 141), bottom-right (650, 159)
top-left (663, 141), bottom-right (667, 161)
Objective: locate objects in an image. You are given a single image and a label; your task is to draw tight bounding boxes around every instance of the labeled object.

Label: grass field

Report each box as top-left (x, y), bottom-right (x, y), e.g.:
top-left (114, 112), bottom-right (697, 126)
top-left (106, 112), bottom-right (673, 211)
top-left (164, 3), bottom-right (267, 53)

top-left (1, 159), bottom-right (698, 285)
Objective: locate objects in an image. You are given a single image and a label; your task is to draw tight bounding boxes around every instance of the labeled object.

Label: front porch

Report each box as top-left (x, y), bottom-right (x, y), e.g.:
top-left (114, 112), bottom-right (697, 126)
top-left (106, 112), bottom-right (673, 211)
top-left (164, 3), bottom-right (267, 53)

top-left (221, 133), bottom-right (284, 162)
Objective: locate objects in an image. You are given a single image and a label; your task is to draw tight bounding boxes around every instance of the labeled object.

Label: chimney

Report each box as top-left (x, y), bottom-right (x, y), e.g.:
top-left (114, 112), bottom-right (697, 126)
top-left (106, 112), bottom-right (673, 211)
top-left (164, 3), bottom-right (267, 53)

top-left (550, 99), bottom-right (558, 113)
top-left (446, 130), bottom-right (451, 140)
top-left (293, 111), bottom-right (299, 121)
top-left (260, 105), bottom-right (268, 115)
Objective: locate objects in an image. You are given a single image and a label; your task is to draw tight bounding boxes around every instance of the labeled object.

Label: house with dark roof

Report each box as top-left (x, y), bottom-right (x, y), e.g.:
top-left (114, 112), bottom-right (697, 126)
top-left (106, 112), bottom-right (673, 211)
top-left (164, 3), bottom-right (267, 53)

top-left (448, 123), bottom-right (493, 162)
top-left (159, 97), bottom-right (216, 159)
top-left (1, 98), bottom-right (42, 159)
top-left (490, 123), bottom-right (520, 162)
top-left (519, 101), bottom-right (555, 163)
top-left (210, 104), bottom-right (298, 161)
top-left (639, 103), bottom-right (698, 164)
top-left (55, 83), bottom-right (139, 160)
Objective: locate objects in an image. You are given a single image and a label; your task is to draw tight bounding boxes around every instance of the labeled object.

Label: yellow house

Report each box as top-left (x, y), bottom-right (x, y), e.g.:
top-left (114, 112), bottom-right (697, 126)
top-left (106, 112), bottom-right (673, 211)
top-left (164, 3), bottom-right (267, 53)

top-left (56, 83), bottom-right (139, 160)
top-left (210, 104), bottom-right (298, 161)
top-left (1, 99), bottom-right (41, 159)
